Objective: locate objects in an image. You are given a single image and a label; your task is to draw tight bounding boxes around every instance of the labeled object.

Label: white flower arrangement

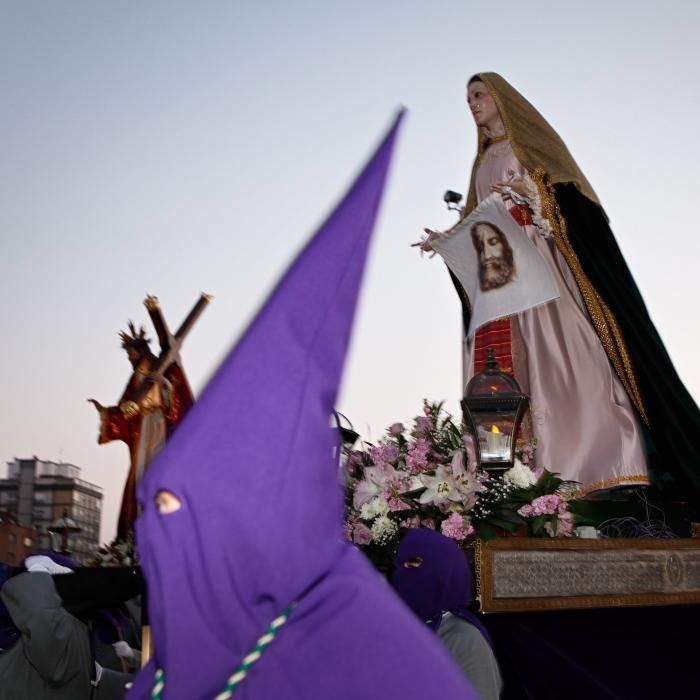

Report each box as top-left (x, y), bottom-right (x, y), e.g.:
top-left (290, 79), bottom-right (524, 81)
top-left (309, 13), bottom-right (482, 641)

top-left (503, 459), bottom-right (538, 489)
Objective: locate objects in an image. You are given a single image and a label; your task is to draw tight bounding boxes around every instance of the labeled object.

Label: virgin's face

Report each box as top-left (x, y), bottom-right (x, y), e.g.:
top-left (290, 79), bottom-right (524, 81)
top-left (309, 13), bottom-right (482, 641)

top-left (467, 81), bottom-right (499, 129)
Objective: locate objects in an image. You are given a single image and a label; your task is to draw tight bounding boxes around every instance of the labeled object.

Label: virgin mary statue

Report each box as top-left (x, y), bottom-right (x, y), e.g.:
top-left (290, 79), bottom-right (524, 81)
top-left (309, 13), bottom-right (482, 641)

top-left (429, 72), bottom-right (700, 505)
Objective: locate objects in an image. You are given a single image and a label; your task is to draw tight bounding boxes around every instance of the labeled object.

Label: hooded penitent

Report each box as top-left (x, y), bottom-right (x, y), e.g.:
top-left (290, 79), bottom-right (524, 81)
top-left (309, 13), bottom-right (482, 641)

top-left (391, 528), bottom-right (491, 645)
top-left (458, 73), bottom-right (700, 507)
top-left (126, 112), bottom-right (477, 700)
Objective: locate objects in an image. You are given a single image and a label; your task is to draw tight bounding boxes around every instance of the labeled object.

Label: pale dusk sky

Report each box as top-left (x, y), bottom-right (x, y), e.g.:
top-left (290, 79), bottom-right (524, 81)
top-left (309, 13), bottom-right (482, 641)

top-left (1, 1), bottom-right (698, 542)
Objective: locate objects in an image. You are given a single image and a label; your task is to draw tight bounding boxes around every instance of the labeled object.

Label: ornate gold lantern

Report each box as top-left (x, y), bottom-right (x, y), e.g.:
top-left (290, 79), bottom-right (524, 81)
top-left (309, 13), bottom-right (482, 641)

top-left (461, 348), bottom-right (529, 474)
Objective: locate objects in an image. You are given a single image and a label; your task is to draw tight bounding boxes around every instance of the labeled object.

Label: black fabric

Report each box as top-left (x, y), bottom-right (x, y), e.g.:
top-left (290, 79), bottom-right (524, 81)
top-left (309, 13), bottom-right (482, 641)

top-left (555, 184), bottom-right (700, 509)
top-left (485, 604), bottom-right (700, 700)
top-left (52, 567), bottom-right (143, 620)
top-left (448, 266), bottom-right (473, 336)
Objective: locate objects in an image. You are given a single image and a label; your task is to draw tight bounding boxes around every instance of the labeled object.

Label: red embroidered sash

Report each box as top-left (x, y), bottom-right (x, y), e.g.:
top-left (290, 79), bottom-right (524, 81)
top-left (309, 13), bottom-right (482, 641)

top-left (473, 318), bottom-right (513, 375)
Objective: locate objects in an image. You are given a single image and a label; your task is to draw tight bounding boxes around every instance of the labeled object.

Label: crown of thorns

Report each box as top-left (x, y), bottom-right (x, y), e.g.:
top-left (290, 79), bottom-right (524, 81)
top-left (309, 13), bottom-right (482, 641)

top-left (119, 321), bottom-right (152, 350)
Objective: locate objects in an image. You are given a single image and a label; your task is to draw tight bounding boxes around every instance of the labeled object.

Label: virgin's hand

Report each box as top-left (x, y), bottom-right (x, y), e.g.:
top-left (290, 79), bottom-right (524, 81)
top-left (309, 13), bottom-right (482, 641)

top-left (410, 228), bottom-right (440, 256)
top-left (491, 178), bottom-right (528, 199)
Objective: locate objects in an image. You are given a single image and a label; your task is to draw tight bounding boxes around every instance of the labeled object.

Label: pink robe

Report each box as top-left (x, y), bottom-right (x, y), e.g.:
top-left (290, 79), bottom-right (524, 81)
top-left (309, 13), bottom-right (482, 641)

top-left (466, 141), bottom-right (649, 494)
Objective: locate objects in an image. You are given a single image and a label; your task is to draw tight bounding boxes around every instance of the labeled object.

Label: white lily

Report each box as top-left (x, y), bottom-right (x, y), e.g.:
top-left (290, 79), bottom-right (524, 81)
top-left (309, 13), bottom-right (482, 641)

top-left (418, 466), bottom-right (462, 506)
top-left (353, 465), bottom-right (396, 509)
top-left (450, 450), bottom-right (485, 508)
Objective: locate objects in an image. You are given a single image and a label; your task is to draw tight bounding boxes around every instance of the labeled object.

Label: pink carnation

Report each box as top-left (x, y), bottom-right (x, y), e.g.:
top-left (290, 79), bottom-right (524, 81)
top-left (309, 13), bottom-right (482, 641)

top-left (518, 494), bottom-right (564, 518)
top-left (544, 510), bottom-right (575, 538)
top-left (440, 513), bottom-right (475, 542)
top-left (413, 415), bottom-right (433, 434)
top-left (406, 438), bottom-right (431, 474)
top-left (346, 451), bottom-right (364, 467)
top-left (388, 496), bottom-right (410, 512)
top-left (351, 522), bottom-right (373, 545)
top-left (343, 450), bottom-right (364, 478)
top-left (369, 443), bottom-right (400, 466)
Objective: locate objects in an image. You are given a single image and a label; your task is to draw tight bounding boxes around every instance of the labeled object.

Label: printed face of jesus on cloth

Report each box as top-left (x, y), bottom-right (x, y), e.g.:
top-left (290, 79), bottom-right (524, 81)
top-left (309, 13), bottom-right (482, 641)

top-left (470, 221), bottom-right (516, 291)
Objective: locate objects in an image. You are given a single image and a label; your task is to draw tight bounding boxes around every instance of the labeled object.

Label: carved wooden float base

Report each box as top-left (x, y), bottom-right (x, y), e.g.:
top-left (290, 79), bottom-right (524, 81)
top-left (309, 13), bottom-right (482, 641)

top-left (474, 538), bottom-right (700, 613)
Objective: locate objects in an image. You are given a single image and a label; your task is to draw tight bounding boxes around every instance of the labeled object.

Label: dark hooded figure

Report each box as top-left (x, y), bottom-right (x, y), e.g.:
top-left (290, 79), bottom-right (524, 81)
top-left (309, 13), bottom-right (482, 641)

top-left (391, 528), bottom-right (502, 700)
top-left (0, 553), bottom-right (140, 700)
top-left (124, 113), bottom-right (478, 700)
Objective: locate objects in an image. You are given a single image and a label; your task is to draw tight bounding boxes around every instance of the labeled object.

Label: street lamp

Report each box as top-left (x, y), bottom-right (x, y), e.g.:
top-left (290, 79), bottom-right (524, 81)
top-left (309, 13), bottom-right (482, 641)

top-left (461, 348), bottom-right (529, 474)
top-left (48, 509), bottom-right (81, 555)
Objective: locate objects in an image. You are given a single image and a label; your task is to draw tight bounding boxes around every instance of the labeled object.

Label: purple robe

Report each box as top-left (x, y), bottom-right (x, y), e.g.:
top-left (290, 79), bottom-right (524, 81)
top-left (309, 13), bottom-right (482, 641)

top-left (126, 112), bottom-right (477, 700)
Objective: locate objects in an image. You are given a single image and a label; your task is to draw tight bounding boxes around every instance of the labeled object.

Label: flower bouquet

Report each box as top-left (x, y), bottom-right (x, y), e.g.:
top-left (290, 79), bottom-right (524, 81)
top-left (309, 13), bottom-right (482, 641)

top-left (344, 401), bottom-right (576, 571)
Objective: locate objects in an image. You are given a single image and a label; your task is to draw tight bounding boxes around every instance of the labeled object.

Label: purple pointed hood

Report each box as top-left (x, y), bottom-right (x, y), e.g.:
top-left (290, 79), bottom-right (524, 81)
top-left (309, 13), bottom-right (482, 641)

top-left (128, 112), bottom-right (476, 700)
top-left (391, 528), bottom-right (473, 622)
top-left (391, 527), bottom-right (492, 646)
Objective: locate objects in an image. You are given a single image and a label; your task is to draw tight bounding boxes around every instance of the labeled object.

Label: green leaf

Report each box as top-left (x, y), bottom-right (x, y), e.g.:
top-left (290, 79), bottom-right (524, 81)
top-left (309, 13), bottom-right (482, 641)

top-left (485, 515), bottom-right (519, 532)
top-left (507, 487), bottom-right (536, 503)
top-left (476, 522), bottom-right (497, 541)
top-left (492, 507), bottom-right (527, 525)
top-left (402, 487), bottom-right (427, 499)
top-left (533, 469), bottom-right (564, 495)
top-left (530, 514), bottom-right (546, 536)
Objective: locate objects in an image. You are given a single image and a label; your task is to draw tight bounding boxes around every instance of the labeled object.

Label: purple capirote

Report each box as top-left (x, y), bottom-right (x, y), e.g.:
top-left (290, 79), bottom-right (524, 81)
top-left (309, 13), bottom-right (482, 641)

top-left (125, 111), bottom-right (477, 699)
top-left (391, 527), bottom-right (493, 647)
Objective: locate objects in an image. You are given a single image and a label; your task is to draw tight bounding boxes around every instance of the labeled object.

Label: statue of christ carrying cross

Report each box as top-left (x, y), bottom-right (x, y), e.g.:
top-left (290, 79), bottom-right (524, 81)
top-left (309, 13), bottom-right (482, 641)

top-left (88, 293), bottom-right (210, 539)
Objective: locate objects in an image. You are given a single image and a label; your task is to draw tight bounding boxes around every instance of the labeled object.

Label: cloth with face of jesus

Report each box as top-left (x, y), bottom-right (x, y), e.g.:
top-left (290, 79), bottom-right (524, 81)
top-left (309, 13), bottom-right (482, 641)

top-left (431, 192), bottom-right (559, 339)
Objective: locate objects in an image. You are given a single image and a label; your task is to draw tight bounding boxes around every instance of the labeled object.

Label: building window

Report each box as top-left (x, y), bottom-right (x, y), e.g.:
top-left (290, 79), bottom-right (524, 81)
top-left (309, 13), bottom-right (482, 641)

top-left (8, 532), bottom-right (16, 543)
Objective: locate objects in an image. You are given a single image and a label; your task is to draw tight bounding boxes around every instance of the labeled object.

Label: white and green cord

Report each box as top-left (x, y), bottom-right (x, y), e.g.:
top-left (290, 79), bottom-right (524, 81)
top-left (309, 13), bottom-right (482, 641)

top-left (151, 603), bottom-right (295, 699)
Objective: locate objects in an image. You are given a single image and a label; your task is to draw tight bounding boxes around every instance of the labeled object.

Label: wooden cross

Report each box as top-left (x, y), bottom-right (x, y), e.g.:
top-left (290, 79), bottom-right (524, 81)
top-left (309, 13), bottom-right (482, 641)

top-left (131, 292), bottom-right (212, 406)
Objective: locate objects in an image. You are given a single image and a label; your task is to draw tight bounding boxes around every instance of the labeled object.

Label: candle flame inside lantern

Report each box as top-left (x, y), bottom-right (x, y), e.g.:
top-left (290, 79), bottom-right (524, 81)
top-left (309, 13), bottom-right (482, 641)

top-left (490, 425), bottom-right (501, 434)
